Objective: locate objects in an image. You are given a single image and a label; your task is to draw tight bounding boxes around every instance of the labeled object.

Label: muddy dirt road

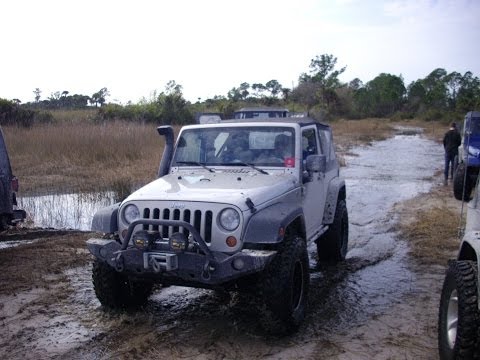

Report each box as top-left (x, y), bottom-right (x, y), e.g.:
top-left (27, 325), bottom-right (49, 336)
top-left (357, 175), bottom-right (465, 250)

top-left (0, 129), bottom-right (461, 359)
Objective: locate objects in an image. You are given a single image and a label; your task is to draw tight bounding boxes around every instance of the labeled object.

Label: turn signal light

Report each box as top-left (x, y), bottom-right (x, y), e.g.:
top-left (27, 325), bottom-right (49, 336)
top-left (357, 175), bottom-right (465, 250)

top-left (226, 236), bottom-right (237, 247)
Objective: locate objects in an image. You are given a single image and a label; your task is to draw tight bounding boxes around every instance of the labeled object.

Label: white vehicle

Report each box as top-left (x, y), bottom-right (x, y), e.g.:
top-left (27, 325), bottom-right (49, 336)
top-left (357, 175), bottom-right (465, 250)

top-left (87, 116), bottom-right (348, 333)
top-left (438, 175), bottom-right (480, 358)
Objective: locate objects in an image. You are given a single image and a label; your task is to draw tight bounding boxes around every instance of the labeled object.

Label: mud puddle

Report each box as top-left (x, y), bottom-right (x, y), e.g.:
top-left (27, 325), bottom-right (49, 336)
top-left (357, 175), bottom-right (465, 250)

top-left (1, 129), bottom-right (445, 359)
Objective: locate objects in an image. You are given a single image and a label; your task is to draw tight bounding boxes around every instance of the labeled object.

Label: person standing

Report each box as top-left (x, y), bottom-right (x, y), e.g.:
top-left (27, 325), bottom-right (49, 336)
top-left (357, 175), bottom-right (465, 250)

top-left (443, 122), bottom-right (462, 185)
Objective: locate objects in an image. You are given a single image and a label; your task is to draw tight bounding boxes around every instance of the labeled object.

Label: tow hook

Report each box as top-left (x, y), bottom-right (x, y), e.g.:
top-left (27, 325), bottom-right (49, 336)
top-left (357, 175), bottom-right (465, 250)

top-left (114, 253), bottom-right (124, 272)
top-left (150, 256), bottom-right (162, 273)
top-left (201, 260), bottom-right (215, 280)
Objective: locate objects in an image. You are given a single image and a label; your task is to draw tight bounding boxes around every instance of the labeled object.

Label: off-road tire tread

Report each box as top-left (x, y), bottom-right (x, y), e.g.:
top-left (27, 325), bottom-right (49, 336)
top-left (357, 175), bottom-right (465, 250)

top-left (438, 260), bottom-right (480, 360)
top-left (317, 199), bottom-right (348, 263)
top-left (453, 164), bottom-right (472, 201)
top-left (260, 235), bottom-right (309, 334)
top-left (92, 260), bottom-right (153, 309)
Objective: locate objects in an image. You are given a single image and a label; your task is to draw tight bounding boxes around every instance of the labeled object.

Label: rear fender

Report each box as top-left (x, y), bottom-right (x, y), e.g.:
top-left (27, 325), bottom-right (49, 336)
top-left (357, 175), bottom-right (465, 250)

top-left (323, 178), bottom-right (346, 224)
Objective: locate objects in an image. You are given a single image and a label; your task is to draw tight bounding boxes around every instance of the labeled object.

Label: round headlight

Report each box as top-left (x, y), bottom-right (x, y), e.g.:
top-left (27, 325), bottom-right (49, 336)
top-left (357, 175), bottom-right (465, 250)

top-left (123, 204), bottom-right (140, 224)
top-left (219, 208), bottom-right (240, 231)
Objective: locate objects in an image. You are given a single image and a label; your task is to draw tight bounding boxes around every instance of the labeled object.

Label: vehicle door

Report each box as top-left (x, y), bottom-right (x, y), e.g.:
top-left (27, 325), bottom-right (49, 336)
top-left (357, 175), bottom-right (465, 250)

top-left (301, 126), bottom-right (328, 238)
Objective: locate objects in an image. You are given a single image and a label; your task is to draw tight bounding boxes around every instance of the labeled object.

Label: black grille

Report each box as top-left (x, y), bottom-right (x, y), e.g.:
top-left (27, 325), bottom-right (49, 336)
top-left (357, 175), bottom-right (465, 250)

top-left (142, 207), bottom-right (213, 243)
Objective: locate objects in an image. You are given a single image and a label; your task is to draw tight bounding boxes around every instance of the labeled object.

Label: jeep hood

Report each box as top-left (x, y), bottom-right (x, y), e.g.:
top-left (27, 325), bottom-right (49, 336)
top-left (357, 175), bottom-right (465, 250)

top-left (124, 172), bottom-right (297, 211)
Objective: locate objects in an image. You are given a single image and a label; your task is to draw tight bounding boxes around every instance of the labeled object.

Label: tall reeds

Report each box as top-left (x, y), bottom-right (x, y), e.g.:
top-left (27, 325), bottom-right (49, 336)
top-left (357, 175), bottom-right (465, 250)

top-left (4, 121), bottom-right (168, 195)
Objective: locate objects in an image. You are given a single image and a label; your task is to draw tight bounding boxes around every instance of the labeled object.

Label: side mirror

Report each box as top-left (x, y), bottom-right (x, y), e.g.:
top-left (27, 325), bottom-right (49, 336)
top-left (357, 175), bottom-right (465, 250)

top-left (306, 154), bottom-right (326, 173)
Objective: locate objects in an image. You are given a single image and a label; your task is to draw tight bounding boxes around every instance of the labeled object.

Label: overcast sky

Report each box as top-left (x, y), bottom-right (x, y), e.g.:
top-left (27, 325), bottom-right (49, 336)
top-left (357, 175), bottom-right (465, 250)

top-left (1, 0), bottom-right (479, 104)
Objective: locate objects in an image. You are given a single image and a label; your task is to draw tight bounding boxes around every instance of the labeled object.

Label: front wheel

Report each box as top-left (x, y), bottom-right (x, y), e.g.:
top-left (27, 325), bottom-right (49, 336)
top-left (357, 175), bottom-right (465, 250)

top-left (317, 199), bottom-right (349, 263)
top-left (260, 235), bottom-right (310, 334)
top-left (438, 260), bottom-right (480, 360)
top-left (92, 260), bottom-right (154, 309)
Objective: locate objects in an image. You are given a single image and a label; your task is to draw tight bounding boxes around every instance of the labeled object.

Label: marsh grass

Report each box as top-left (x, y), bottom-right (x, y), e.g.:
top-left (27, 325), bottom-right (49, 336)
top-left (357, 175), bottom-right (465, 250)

top-left (400, 205), bottom-right (462, 265)
top-left (329, 118), bottom-right (394, 145)
top-left (50, 108), bottom-right (99, 123)
top-left (5, 121), bottom-right (170, 195)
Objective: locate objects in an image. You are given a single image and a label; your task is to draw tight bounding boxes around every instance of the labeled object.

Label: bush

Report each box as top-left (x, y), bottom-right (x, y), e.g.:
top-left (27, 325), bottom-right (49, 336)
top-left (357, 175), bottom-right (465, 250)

top-left (420, 109), bottom-right (456, 122)
top-left (0, 98), bottom-right (34, 127)
top-left (33, 111), bottom-right (54, 124)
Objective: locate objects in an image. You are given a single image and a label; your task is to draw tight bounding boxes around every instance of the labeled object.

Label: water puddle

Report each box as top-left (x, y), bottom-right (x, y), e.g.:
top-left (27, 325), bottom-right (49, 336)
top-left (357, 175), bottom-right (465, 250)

top-left (18, 192), bottom-right (116, 230)
top-left (345, 132), bottom-right (441, 259)
top-left (0, 239), bottom-right (38, 250)
top-left (307, 131), bottom-right (443, 331)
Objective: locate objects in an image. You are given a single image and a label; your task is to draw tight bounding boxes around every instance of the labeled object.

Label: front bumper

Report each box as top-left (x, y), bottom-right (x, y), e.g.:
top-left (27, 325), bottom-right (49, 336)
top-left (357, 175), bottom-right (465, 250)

top-left (87, 238), bottom-right (276, 286)
top-left (87, 218), bottom-right (276, 286)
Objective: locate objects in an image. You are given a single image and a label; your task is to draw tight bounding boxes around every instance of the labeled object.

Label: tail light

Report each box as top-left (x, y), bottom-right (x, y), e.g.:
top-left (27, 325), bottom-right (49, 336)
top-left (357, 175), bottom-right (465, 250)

top-left (11, 176), bottom-right (19, 192)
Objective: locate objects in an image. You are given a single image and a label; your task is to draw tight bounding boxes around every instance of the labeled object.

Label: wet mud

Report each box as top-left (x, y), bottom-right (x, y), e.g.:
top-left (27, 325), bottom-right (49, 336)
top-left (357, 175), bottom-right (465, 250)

top-left (0, 129), bottom-right (451, 359)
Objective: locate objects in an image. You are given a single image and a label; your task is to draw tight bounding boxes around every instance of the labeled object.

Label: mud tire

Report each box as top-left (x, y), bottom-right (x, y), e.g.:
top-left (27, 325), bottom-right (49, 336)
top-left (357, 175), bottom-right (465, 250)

top-left (317, 199), bottom-right (348, 263)
top-left (260, 235), bottom-right (309, 335)
top-left (92, 260), bottom-right (154, 309)
top-left (0, 215), bottom-right (8, 231)
top-left (453, 155), bottom-right (459, 173)
top-left (438, 260), bottom-right (480, 360)
top-left (453, 164), bottom-right (473, 201)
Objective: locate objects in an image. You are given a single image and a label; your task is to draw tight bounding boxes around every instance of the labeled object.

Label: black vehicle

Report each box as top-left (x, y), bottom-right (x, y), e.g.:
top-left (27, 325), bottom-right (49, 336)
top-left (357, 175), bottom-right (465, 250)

top-left (0, 128), bottom-right (26, 230)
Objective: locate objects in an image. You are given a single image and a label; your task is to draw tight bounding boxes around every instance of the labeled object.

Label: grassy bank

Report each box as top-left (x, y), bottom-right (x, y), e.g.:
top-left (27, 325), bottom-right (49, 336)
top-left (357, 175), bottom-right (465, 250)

top-left (3, 114), bottom-right (443, 196)
top-left (396, 184), bottom-right (463, 265)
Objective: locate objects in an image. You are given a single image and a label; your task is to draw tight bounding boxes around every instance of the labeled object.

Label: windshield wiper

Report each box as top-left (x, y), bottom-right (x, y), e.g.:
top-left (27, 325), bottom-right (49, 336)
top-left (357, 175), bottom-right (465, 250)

top-left (229, 161), bottom-right (269, 175)
top-left (175, 161), bottom-right (214, 173)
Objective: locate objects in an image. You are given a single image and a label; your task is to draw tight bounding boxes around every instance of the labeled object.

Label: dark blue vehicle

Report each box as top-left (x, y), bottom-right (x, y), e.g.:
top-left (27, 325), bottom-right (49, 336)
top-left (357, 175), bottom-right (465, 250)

top-left (0, 127), bottom-right (26, 230)
top-left (453, 111), bottom-right (480, 200)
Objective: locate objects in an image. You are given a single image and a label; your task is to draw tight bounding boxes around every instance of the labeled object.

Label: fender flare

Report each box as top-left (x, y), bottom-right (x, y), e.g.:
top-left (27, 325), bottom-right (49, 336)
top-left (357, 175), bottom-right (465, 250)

top-left (322, 177), bottom-right (346, 224)
top-left (243, 202), bottom-right (305, 245)
top-left (91, 203), bottom-right (120, 233)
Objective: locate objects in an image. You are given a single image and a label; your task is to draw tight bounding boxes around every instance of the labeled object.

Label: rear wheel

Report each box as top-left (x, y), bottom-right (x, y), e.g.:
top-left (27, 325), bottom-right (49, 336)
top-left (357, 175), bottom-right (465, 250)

top-left (453, 164), bottom-right (473, 201)
top-left (260, 235), bottom-right (309, 334)
top-left (453, 155), bottom-right (459, 174)
top-left (317, 199), bottom-right (348, 263)
top-left (92, 260), bottom-right (154, 309)
top-left (438, 260), bottom-right (480, 360)
top-left (0, 214), bottom-right (9, 231)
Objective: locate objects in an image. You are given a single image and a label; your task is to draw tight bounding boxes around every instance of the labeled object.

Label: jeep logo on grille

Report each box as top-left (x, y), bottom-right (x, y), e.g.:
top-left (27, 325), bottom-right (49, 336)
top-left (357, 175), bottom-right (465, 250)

top-left (171, 202), bottom-right (186, 209)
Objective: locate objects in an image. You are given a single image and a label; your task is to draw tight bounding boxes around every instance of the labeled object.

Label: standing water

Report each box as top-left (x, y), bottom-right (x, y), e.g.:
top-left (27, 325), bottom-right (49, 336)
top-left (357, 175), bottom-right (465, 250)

top-left (18, 192), bottom-right (116, 230)
top-left (306, 128), bottom-right (443, 332)
top-left (345, 129), bottom-right (442, 260)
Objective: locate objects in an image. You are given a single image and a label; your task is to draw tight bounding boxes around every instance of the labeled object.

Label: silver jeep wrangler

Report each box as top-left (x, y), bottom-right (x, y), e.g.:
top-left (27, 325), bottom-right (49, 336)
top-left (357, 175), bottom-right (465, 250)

top-left (87, 116), bottom-right (348, 333)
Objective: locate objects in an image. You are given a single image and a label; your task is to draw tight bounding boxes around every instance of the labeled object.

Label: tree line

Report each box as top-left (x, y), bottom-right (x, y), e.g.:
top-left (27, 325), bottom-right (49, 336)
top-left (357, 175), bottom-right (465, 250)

top-left (1, 54), bottom-right (479, 126)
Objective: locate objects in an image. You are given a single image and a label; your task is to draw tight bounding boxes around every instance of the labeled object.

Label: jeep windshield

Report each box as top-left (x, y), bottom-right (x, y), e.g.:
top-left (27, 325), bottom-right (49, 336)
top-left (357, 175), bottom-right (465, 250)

top-left (172, 126), bottom-right (296, 168)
